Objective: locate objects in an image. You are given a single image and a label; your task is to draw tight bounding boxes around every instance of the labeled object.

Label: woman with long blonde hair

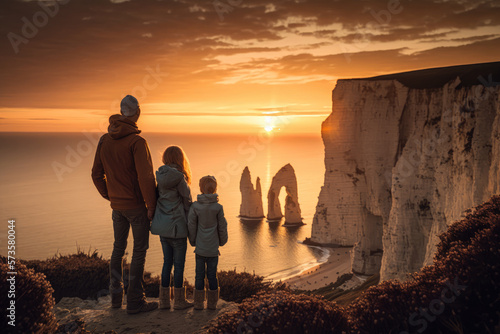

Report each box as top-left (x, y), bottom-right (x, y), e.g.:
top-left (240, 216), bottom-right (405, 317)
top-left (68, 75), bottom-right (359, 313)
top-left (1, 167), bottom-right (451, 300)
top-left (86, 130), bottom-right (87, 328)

top-left (150, 146), bottom-right (194, 310)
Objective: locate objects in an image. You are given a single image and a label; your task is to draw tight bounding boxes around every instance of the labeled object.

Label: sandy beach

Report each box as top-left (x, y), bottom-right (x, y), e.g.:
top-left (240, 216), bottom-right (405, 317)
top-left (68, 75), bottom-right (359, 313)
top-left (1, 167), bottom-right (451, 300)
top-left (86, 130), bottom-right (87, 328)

top-left (284, 247), bottom-right (352, 290)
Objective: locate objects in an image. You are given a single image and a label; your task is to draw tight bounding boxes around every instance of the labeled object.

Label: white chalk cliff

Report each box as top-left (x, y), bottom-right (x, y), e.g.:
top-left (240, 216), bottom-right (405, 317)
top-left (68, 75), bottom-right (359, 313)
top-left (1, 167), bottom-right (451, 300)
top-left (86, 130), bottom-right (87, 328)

top-left (267, 163), bottom-right (303, 225)
top-left (311, 62), bottom-right (500, 281)
top-left (239, 166), bottom-right (265, 218)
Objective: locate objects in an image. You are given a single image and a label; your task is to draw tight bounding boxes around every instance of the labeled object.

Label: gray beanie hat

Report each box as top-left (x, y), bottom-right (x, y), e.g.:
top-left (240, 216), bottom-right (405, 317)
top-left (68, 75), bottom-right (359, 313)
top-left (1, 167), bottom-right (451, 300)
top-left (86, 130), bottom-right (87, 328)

top-left (120, 95), bottom-right (140, 116)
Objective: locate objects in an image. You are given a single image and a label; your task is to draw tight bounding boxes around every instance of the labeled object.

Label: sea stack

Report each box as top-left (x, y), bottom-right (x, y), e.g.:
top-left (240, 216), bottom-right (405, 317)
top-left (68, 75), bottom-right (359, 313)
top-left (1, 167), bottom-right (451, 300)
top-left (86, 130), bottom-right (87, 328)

top-left (267, 164), bottom-right (303, 225)
top-left (239, 167), bottom-right (265, 219)
top-left (311, 62), bottom-right (500, 281)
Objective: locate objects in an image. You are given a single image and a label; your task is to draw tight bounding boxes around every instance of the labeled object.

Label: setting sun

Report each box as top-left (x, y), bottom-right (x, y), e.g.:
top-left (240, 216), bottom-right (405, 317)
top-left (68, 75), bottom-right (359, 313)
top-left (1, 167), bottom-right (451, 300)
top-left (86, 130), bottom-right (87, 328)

top-left (264, 115), bottom-right (277, 133)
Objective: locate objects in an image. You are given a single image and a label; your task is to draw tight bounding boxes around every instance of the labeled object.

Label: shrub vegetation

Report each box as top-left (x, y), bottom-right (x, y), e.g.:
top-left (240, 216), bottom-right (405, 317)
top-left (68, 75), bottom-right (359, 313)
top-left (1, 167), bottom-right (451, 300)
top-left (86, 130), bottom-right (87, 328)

top-left (24, 249), bottom-right (109, 303)
top-left (218, 269), bottom-right (288, 303)
top-left (207, 290), bottom-right (348, 334)
top-left (0, 257), bottom-right (57, 333)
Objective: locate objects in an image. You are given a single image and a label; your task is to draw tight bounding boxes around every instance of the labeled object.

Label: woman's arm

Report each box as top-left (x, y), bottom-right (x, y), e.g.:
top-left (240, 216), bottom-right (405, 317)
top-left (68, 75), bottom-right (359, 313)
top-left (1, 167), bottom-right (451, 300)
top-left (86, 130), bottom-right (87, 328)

top-left (177, 178), bottom-right (192, 217)
top-left (187, 206), bottom-right (198, 247)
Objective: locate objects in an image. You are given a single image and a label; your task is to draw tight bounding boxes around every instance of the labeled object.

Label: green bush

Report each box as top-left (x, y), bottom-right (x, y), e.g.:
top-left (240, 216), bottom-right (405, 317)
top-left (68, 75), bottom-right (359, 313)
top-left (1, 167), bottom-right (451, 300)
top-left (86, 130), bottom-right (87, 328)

top-left (207, 290), bottom-right (348, 334)
top-left (0, 257), bottom-right (57, 333)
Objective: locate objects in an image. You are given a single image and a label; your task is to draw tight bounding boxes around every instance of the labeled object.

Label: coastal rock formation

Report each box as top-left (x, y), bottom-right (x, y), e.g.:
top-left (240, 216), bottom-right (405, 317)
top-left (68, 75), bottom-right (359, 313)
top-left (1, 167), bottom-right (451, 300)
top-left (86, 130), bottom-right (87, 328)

top-left (239, 167), bottom-right (265, 218)
top-left (267, 164), bottom-right (303, 225)
top-left (311, 62), bottom-right (500, 281)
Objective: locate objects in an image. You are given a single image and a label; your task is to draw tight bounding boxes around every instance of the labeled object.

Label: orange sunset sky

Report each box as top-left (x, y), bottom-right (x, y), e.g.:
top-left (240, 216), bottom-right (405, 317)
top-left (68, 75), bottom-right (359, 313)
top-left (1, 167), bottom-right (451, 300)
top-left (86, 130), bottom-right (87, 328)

top-left (1, 0), bottom-right (500, 134)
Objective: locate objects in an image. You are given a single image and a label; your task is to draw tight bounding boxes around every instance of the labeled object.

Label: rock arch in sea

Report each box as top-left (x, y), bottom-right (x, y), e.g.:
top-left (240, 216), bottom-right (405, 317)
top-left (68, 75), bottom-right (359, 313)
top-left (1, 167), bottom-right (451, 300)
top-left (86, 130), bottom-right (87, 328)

top-left (267, 163), bottom-right (303, 225)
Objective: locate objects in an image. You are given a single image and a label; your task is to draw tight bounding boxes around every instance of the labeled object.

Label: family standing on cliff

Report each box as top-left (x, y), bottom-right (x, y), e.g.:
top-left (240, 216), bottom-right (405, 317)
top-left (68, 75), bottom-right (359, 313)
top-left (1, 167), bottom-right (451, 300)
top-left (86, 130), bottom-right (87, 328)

top-left (91, 95), bottom-right (228, 314)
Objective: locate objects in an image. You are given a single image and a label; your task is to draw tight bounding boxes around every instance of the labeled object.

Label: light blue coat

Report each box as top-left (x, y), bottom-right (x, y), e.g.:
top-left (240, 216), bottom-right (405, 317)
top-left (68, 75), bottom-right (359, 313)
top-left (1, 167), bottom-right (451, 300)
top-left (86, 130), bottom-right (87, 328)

top-left (150, 164), bottom-right (192, 238)
top-left (188, 194), bottom-right (228, 257)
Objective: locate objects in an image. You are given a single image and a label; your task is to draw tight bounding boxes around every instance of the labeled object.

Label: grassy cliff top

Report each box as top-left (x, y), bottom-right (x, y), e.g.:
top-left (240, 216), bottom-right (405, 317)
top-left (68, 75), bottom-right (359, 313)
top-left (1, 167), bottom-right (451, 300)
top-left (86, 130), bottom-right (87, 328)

top-left (343, 61), bottom-right (500, 89)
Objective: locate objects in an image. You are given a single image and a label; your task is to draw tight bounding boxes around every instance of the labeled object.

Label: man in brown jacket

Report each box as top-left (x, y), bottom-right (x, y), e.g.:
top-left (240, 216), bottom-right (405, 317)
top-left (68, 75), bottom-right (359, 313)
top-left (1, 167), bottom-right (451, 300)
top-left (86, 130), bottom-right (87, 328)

top-left (92, 95), bottom-right (158, 314)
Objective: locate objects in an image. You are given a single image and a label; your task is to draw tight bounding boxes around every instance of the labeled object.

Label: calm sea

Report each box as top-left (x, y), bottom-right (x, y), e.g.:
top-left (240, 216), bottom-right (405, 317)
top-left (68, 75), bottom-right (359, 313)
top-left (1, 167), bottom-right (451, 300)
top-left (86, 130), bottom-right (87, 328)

top-left (0, 131), bottom-right (326, 282)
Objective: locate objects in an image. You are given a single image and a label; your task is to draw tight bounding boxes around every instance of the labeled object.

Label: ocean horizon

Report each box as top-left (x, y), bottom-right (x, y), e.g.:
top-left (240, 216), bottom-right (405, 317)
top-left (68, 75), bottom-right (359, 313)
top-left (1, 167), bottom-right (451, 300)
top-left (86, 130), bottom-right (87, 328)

top-left (0, 131), bottom-right (327, 282)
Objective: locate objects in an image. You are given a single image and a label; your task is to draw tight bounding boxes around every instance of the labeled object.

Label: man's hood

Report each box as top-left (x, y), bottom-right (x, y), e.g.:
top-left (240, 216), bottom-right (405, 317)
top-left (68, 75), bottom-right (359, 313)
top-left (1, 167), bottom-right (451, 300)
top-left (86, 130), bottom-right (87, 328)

top-left (108, 114), bottom-right (141, 139)
top-left (196, 193), bottom-right (219, 204)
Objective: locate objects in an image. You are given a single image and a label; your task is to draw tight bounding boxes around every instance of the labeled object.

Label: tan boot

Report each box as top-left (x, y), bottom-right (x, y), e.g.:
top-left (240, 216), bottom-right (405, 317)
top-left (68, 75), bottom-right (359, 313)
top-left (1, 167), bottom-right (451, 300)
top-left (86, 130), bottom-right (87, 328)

top-left (159, 286), bottom-right (170, 309)
top-left (173, 287), bottom-right (194, 310)
top-left (193, 289), bottom-right (205, 310)
top-left (206, 287), bottom-right (219, 310)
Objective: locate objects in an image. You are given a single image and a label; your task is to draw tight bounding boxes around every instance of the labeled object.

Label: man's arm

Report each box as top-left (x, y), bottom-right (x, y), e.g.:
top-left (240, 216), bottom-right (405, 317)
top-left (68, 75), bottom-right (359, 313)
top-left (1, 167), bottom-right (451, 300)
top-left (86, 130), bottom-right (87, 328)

top-left (91, 137), bottom-right (109, 200)
top-left (133, 138), bottom-right (157, 219)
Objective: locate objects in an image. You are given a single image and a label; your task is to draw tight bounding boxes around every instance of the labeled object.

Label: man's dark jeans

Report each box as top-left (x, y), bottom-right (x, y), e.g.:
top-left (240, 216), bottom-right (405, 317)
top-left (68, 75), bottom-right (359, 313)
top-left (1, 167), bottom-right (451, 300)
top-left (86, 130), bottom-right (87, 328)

top-left (110, 207), bottom-right (149, 307)
top-left (195, 254), bottom-right (218, 290)
top-left (160, 237), bottom-right (187, 288)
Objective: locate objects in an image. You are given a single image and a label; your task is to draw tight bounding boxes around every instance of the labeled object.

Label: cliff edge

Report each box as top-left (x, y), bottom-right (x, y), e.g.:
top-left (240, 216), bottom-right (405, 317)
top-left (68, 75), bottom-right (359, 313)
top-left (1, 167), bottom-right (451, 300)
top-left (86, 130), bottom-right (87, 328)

top-left (311, 61), bottom-right (500, 281)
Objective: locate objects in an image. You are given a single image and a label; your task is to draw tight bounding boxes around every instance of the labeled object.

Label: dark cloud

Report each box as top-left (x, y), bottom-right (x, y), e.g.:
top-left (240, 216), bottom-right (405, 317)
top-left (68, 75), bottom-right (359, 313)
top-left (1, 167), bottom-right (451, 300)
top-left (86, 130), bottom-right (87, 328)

top-left (449, 34), bottom-right (499, 43)
top-left (203, 38), bottom-right (500, 82)
top-left (0, 0), bottom-right (498, 110)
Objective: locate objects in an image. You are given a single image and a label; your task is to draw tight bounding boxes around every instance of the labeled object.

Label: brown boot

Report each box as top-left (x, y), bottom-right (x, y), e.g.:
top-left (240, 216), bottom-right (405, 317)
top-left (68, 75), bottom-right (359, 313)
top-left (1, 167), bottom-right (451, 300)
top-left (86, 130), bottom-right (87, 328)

top-left (126, 299), bottom-right (159, 314)
top-left (159, 286), bottom-right (170, 309)
top-left (206, 287), bottom-right (219, 310)
top-left (110, 285), bottom-right (123, 308)
top-left (173, 287), bottom-right (194, 310)
top-left (193, 289), bottom-right (205, 310)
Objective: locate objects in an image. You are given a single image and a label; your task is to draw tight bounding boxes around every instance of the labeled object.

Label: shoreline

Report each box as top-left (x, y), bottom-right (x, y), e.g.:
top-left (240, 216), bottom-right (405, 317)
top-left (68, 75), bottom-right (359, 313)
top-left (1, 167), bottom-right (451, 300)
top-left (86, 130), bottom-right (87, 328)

top-left (265, 245), bottom-right (332, 282)
top-left (282, 246), bottom-right (352, 290)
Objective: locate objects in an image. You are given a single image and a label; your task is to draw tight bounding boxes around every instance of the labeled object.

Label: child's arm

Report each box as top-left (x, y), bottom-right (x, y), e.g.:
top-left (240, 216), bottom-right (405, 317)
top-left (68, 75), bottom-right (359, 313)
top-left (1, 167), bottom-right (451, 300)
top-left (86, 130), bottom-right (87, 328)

top-left (217, 206), bottom-right (228, 247)
top-left (187, 206), bottom-right (198, 247)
